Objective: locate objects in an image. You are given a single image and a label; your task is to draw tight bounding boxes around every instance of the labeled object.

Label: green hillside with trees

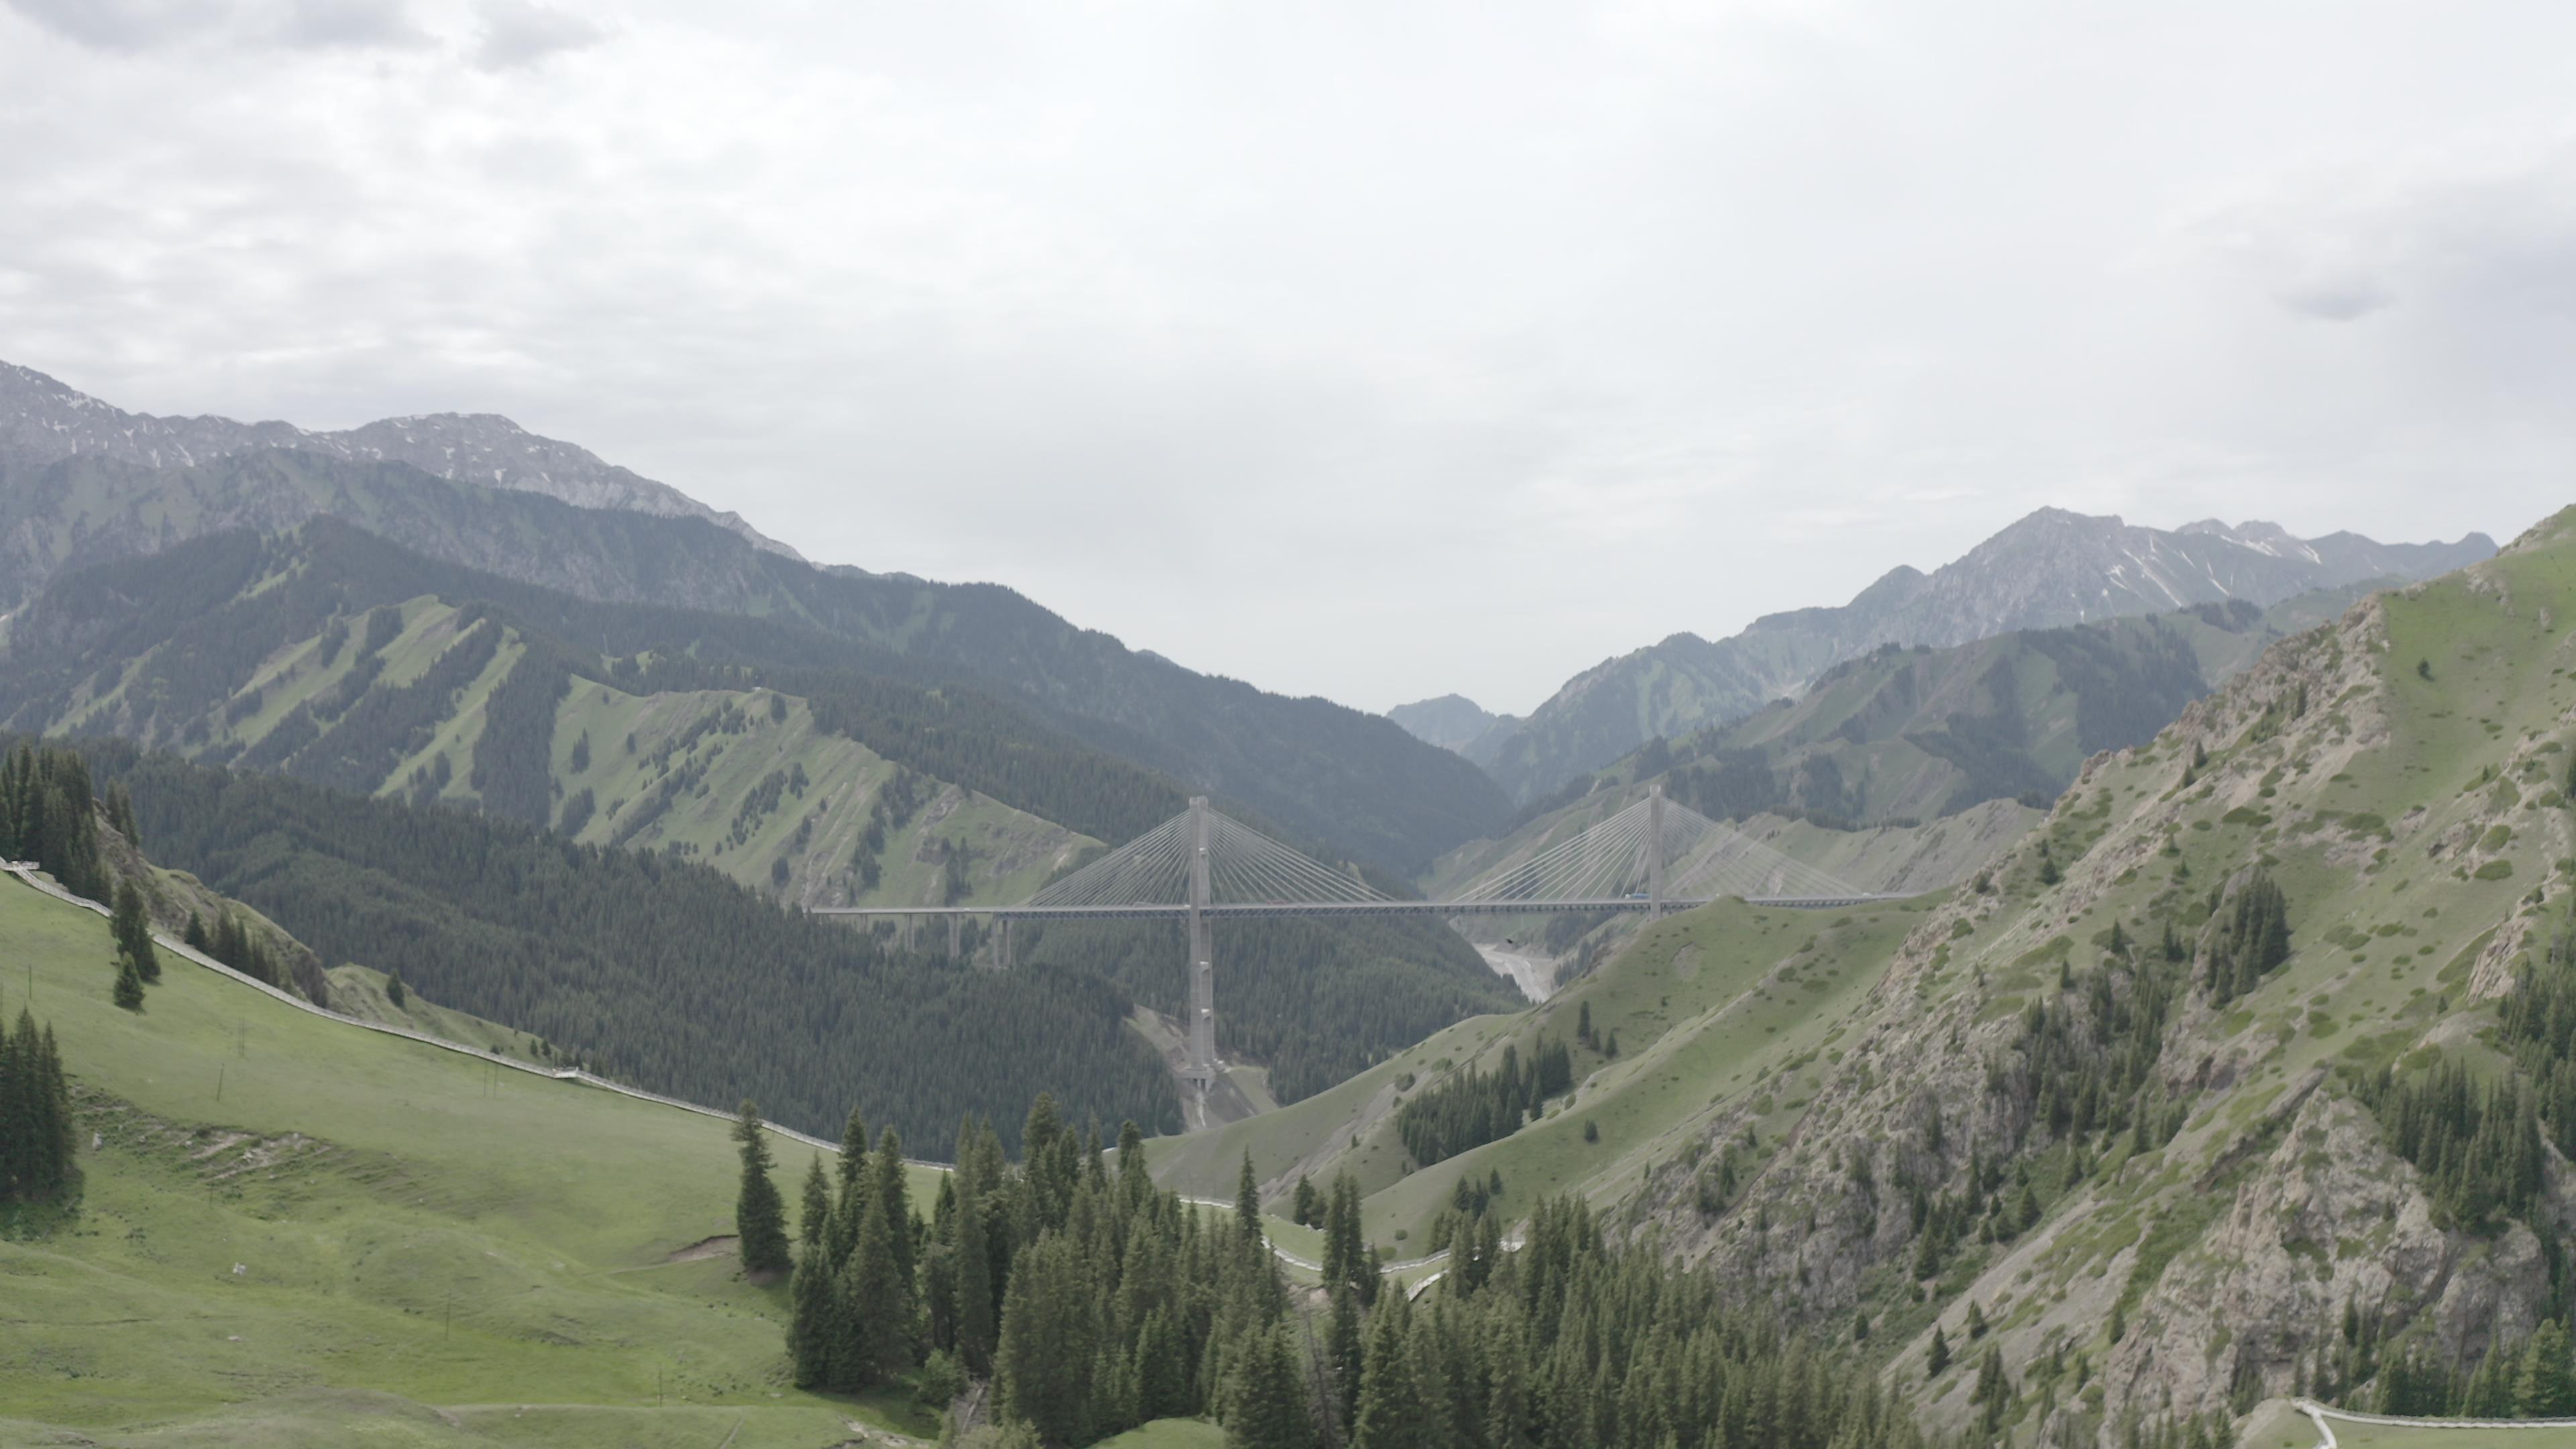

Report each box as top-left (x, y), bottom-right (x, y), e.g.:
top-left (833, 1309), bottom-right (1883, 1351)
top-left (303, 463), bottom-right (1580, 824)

top-left (1146, 512), bottom-right (2576, 1445)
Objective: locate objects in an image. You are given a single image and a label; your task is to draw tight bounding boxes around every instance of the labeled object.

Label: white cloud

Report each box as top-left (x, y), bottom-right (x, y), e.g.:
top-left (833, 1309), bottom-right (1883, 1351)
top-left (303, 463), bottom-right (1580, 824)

top-left (0, 0), bottom-right (2568, 714)
top-left (471, 0), bottom-right (602, 70)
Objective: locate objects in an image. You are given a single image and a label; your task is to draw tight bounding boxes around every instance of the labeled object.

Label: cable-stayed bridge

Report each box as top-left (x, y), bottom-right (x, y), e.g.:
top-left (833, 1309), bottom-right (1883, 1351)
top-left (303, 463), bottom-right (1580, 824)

top-left (812, 786), bottom-right (1891, 1089)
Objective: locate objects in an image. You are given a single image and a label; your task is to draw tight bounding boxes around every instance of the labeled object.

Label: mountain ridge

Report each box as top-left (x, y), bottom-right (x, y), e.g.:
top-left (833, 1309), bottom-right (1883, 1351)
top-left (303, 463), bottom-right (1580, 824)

top-left (1467, 506), bottom-right (2498, 803)
top-left (0, 437), bottom-right (1508, 869)
top-left (0, 359), bottom-right (798, 559)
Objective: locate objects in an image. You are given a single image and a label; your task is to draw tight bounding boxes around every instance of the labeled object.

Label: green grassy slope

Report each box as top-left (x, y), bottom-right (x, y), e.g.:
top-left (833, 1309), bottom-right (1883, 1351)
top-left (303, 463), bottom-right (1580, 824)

top-left (1147, 894), bottom-right (1939, 1252)
top-left (44, 588), bottom-right (1093, 912)
top-left (0, 873), bottom-right (936, 1446)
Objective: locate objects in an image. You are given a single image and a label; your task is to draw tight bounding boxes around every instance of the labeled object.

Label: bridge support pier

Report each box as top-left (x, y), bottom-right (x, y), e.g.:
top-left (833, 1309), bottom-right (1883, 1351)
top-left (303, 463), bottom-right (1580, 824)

top-left (998, 915), bottom-right (1012, 969)
top-left (1648, 784), bottom-right (1666, 919)
top-left (949, 914), bottom-right (962, 960)
top-left (1183, 796), bottom-right (1217, 1092)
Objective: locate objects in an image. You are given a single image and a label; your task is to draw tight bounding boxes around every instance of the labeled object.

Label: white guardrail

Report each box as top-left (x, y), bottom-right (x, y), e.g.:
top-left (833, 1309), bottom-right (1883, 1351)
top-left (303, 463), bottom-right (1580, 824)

top-left (2296, 1398), bottom-right (2576, 1448)
top-left (4, 862), bottom-right (1456, 1281)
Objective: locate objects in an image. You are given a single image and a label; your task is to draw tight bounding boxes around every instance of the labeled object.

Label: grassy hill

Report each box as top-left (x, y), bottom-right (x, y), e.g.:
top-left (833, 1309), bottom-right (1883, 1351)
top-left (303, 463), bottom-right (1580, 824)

top-left (0, 870), bottom-right (938, 1446)
top-left (1163, 513), bottom-right (2576, 1444)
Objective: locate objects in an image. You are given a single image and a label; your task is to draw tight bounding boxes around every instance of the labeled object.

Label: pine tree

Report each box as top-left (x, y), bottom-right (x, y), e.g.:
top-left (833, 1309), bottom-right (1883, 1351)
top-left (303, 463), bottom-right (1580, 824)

top-left (787, 1236), bottom-right (836, 1387)
top-left (733, 1102), bottom-right (792, 1277)
top-left (873, 1125), bottom-right (915, 1293)
top-left (1118, 1118), bottom-right (1152, 1208)
top-left (1927, 1324), bottom-right (1951, 1377)
top-left (1329, 1285), bottom-right (1366, 1434)
top-left (1236, 1151), bottom-right (1265, 1252)
top-left (1966, 1299), bottom-right (1988, 1340)
top-left (955, 1171), bottom-right (999, 1373)
top-left (1226, 1325), bottom-right (1317, 1449)
top-left (837, 1106), bottom-right (869, 1191)
top-left (111, 879), bottom-right (159, 984)
top-left (841, 1185), bottom-right (916, 1385)
top-left (1351, 1297), bottom-right (1432, 1449)
top-left (1292, 1174), bottom-right (1322, 1228)
top-left (798, 1155), bottom-right (833, 1247)
top-left (996, 1232), bottom-right (1096, 1445)
top-left (112, 952), bottom-right (146, 1012)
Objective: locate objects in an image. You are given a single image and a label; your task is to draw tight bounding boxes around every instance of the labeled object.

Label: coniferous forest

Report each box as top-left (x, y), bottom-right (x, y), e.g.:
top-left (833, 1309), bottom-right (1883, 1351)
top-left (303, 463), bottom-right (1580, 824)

top-left (55, 735), bottom-right (1179, 1154)
top-left (774, 1092), bottom-right (1939, 1449)
top-left (0, 743), bottom-right (110, 900)
top-left (1014, 916), bottom-right (1522, 1106)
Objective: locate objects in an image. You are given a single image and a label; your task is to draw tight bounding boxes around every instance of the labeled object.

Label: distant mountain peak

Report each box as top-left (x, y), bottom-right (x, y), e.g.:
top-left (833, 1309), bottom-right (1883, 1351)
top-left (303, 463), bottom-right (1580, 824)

top-left (1468, 505), bottom-right (2499, 802)
top-left (1388, 694), bottom-right (1515, 754)
top-left (0, 360), bottom-right (800, 561)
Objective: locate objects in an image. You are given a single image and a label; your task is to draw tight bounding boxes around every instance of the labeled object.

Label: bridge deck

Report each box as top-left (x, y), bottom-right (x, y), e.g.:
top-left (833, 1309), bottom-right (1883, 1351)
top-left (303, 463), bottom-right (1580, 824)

top-left (810, 894), bottom-right (1907, 920)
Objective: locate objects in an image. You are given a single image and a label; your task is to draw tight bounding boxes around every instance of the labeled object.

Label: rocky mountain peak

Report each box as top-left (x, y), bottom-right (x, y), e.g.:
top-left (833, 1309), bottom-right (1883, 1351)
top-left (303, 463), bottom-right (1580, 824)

top-left (0, 360), bottom-right (800, 560)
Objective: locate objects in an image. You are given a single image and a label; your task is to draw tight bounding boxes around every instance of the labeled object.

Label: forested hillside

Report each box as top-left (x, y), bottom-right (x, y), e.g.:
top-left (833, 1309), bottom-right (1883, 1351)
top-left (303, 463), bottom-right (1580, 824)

top-left (1164, 513), bottom-right (2576, 1444)
top-left (52, 735), bottom-right (1177, 1152)
top-left (1015, 916), bottom-right (1519, 1106)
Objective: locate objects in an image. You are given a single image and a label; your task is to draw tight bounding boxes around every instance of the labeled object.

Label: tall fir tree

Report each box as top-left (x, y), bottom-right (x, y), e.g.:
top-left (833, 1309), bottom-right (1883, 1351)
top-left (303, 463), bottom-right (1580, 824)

top-left (1224, 1324), bottom-right (1318, 1449)
top-left (798, 1155), bottom-right (832, 1247)
top-left (111, 953), bottom-right (146, 1012)
top-left (112, 879), bottom-right (160, 984)
top-left (733, 1101), bottom-right (792, 1277)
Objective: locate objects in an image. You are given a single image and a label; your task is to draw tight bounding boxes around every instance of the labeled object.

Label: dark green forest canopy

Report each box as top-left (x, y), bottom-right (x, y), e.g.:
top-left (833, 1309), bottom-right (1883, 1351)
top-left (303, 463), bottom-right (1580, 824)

top-left (1014, 915), bottom-right (1519, 1106)
top-left (54, 735), bottom-right (1179, 1154)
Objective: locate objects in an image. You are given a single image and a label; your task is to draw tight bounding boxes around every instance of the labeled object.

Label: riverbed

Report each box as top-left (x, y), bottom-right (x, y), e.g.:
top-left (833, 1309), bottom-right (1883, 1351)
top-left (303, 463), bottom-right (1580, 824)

top-left (1474, 945), bottom-right (1554, 1004)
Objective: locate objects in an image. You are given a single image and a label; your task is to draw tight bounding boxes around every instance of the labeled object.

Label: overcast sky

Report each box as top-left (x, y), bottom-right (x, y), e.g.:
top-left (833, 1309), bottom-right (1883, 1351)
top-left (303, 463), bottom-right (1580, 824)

top-left (3, 0), bottom-right (2571, 715)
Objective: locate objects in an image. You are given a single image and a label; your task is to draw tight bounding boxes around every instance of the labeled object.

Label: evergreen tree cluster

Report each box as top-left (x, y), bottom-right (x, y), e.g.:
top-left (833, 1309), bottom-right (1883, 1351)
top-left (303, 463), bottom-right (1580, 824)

top-left (2200, 869), bottom-right (2290, 1006)
top-left (2499, 895), bottom-right (2576, 1163)
top-left (0, 744), bottom-right (107, 899)
top-left (2363, 1318), bottom-right (2576, 1421)
top-left (2008, 929), bottom-right (2192, 1157)
top-left (2359, 1059), bottom-right (2546, 1232)
top-left (180, 906), bottom-right (286, 989)
top-left (788, 1096), bottom-right (1293, 1446)
top-left (109, 879), bottom-right (160, 1010)
top-left (1333, 1194), bottom-right (1931, 1449)
top-left (1395, 1037), bottom-right (1574, 1168)
top-left (0, 1004), bottom-right (76, 1206)
top-left (784, 1092), bottom-right (1933, 1449)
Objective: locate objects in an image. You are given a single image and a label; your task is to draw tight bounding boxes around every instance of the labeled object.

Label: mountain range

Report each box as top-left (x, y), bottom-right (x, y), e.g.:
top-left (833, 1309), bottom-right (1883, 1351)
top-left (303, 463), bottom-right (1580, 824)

top-left (1399, 508), bottom-right (2496, 804)
top-left (0, 359), bottom-right (796, 560)
top-left (0, 361), bottom-right (1507, 873)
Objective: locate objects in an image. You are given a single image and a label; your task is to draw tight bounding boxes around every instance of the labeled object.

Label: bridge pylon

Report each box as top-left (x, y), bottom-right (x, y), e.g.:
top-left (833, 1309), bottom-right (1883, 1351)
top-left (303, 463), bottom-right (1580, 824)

top-left (1648, 784), bottom-right (1666, 918)
top-left (1183, 796), bottom-right (1217, 1093)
